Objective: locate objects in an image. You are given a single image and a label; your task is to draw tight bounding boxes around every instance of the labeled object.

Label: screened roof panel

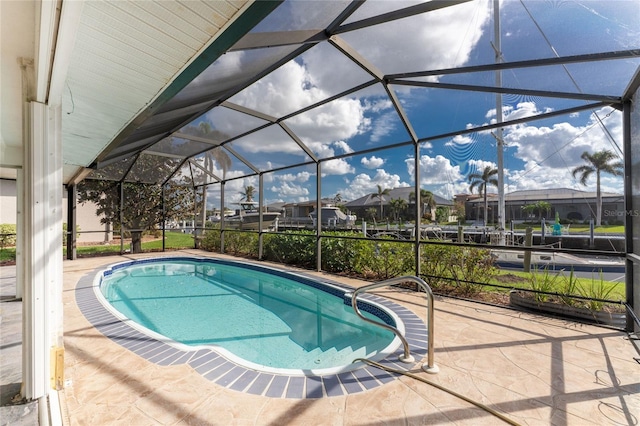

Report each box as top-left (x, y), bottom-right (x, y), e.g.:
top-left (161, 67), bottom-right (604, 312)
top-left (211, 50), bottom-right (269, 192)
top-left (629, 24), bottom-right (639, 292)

top-left (422, 59), bottom-right (640, 99)
top-left (498, 0), bottom-right (640, 59)
top-left (86, 156), bottom-right (135, 182)
top-left (338, 1), bottom-right (494, 75)
top-left (189, 147), bottom-right (255, 186)
top-left (160, 45), bottom-right (304, 113)
top-left (227, 125), bottom-right (313, 173)
top-left (282, 82), bottom-right (412, 158)
top-left (168, 162), bottom-right (195, 187)
top-left (249, 0), bottom-right (352, 33)
top-left (395, 85), bottom-right (608, 144)
top-left (138, 100), bottom-right (217, 131)
top-left (87, 0), bottom-right (638, 207)
top-left (149, 136), bottom-right (215, 158)
top-left (196, 105), bottom-right (270, 140)
top-left (105, 135), bottom-right (163, 164)
top-left (227, 42), bottom-right (376, 118)
top-left (125, 153), bottom-right (183, 184)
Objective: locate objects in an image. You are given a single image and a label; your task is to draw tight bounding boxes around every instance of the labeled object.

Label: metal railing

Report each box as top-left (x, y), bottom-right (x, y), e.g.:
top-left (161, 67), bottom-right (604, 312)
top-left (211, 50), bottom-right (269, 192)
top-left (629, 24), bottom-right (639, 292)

top-left (348, 275), bottom-right (438, 374)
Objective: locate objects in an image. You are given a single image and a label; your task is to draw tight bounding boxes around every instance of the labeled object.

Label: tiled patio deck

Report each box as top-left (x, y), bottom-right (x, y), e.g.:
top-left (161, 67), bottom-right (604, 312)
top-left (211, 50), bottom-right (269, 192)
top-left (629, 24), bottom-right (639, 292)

top-left (53, 251), bottom-right (640, 424)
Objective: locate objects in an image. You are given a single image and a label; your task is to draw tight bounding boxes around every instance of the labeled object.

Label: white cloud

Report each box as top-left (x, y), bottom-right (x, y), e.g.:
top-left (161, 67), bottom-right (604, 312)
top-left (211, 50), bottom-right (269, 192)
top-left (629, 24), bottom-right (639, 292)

top-left (406, 155), bottom-right (467, 198)
top-left (338, 168), bottom-right (409, 201)
top-left (212, 2), bottom-right (492, 165)
top-left (361, 156), bottom-right (385, 169)
top-left (270, 182), bottom-right (310, 200)
top-left (322, 158), bottom-right (355, 175)
top-left (482, 102), bottom-right (554, 130)
top-left (333, 140), bottom-right (354, 154)
top-left (276, 171), bottom-right (312, 183)
top-left (457, 104), bottom-right (625, 194)
top-left (445, 134), bottom-right (475, 146)
top-left (504, 106), bottom-right (623, 190)
top-left (338, 1), bottom-right (491, 76)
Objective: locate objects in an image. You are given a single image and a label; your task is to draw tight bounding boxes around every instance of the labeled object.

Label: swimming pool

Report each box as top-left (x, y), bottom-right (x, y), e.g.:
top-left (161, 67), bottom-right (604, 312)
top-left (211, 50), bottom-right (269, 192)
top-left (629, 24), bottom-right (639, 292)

top-left (96, 257), bottom-right (402, 374)
top-left (78, 256), bottom-right (429, 398)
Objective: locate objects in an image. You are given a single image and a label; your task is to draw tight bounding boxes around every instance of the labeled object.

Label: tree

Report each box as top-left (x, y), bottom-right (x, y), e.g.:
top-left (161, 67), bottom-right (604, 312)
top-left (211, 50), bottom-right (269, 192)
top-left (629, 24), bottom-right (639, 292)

top-left (409, 189), bottom-right (436, 219)
top-left (435, 206), bottom-right (449, 223)
top-left (572, 149), bottom-right (623, 226)
top-left (468, 166), bottom-right (499, 226)
top-left (365, 207), bottom-right (378, 223)
top-left (388, 198), bottom-right (407, 222)
top-left (241, 185), bottom-right (255, 202)
top-left (373, 184), bottom-right (390, 220)
top-left (78, 177), bottom-right (193, 253)
top-left (185, 121), bottom-right (231, 232)
top-left (521, 201), bottom-right (551, 222)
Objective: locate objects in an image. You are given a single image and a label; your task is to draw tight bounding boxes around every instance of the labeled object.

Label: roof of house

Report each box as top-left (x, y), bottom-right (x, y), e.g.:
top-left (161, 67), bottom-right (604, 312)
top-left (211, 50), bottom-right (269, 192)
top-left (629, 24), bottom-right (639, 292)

top-left (462, 188), bottom-right (623, 204)
top-left (345, 187), bottom-right (453, 208)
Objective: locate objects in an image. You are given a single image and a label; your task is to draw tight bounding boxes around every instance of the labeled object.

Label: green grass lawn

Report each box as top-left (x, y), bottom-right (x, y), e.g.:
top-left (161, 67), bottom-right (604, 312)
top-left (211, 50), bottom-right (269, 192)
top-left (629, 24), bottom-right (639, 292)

top-left (0, 247), bottom-right (16, 263)
top-left (67, 231), bottom-right (195, 257)
top-left (511, 224), bottom-right (624, 234)
top-left (491, 268), bottom-right (625, 301)
top-left (2, 232), bottom-right (195, 264)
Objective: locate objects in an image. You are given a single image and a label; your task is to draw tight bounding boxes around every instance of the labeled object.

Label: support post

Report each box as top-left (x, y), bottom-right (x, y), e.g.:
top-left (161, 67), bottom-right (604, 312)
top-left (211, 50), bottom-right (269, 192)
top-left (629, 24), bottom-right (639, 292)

top-left (220, 182), bottom-right (225, 253)
top-left (119, 182), bottom-right (124, 254)
top-left (523, 227), bottom-right (532, 273)
top-left (66, 184), bottom-right (77, 260)
top-left (316, 162), bottom-right (322, 272)
top-left (22, 102), bottom-right (63, 399)
top-left (258, 174), bottom-right (264, 260)
top-left (161, 185), bottom-right (166, 252)
top-left (414, 142), bottom-right (421, 277)
top-left (623, 97), bottom-right (636, 332)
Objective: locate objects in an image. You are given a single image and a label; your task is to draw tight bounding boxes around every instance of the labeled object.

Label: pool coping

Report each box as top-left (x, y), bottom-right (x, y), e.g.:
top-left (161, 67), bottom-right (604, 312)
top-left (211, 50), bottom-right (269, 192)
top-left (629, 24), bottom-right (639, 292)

top-left (75, 256), bottom-right (430, 399)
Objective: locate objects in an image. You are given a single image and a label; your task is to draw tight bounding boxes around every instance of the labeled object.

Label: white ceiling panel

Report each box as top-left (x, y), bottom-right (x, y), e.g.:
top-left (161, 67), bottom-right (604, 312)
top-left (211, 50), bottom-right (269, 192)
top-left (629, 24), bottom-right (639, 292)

top-left (61, 0), bottom-right (250, 174)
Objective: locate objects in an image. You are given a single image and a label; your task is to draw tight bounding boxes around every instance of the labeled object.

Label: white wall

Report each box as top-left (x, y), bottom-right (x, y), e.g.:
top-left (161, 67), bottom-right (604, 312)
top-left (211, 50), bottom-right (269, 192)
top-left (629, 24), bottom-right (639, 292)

top-left (0, 179), bottom-right (108, 243)
top-left (0, 179), bottom-right (17, 224)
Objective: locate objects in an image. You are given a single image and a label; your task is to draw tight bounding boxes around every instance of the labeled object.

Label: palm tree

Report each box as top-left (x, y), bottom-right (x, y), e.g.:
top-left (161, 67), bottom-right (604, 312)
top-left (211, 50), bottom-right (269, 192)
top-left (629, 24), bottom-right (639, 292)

top-left (240, 185), bottom-right (255, 202)
top-left (468, 166), bottom-right (499, 226)
top-left (572, 149), bottom-right (623, 226)
top-left (521, 201), bottom-right (551, 223)
top-left (373, 184), bottom-right (390, 220)
top-left (365, 207), bottom-right (378, 223)
top-left (388, 198), bottom-right (407, 222)
top-left (409, 189), bottom-right (436, 219)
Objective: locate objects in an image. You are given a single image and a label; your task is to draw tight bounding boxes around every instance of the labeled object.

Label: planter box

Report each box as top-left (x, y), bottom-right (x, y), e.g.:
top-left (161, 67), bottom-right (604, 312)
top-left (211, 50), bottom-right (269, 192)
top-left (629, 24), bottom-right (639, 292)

top-left (509, 291), bottom-right (626, 328)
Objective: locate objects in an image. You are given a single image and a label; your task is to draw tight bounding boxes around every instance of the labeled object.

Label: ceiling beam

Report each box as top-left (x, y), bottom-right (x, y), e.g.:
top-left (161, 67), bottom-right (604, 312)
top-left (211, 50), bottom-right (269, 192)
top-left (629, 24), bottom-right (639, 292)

top-left (334, 0), bottom-right (473, 34)
top-left (391, 80), bottom-right (623, 103)
top-left (389, 49), bottom-right (640, 79)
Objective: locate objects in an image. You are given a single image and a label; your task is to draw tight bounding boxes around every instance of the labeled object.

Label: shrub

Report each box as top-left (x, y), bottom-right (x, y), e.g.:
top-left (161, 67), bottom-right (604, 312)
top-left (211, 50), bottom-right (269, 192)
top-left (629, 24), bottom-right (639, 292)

top-left (353, 238), bottom-right (414, 280)
top-left (528, 267), bottom-right (560, 302)
top-left (200, 228), bottom-right (257, 256)
top-left (200, 228), bottom-right (222, 252)
top-left (421, 243), bottom-right (496, 297)
top-left (0, 224), bottom-right (17, 249)
top-left (62, 223), bottom-right (81, 246)
top-left (263, 231), bottom-right (315, 268)
top-left (199, 231), bottom-right (496, 296)
top-left (577, 269), bottom-right (618, 311)
top-left (321, 233), bottom-right (363, 274)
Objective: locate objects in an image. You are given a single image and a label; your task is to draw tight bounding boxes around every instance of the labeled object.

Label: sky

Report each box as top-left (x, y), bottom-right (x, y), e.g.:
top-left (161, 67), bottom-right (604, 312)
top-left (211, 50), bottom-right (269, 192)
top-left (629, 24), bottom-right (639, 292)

top-left (190, 0), bottom-right (639, 208)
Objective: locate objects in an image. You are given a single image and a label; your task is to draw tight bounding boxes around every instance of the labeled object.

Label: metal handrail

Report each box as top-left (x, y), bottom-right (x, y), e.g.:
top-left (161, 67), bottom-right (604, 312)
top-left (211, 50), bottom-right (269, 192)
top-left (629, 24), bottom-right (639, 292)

top-left (348, 276), bottom-right (438, 374)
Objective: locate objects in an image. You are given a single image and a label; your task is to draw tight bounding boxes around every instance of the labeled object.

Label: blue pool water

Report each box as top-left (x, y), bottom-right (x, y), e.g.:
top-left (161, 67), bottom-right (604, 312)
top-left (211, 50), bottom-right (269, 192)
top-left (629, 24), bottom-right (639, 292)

top-left (98, 258), bottom-right (398, 371)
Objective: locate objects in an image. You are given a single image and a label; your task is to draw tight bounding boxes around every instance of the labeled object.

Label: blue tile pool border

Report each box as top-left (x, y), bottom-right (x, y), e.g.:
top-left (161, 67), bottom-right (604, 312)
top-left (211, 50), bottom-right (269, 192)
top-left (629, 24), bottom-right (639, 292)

top-left (75, 256), bottom-right (430, 399)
